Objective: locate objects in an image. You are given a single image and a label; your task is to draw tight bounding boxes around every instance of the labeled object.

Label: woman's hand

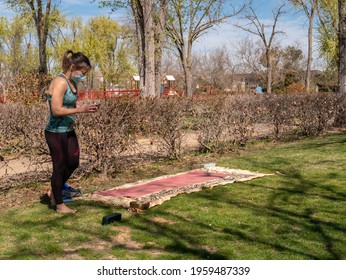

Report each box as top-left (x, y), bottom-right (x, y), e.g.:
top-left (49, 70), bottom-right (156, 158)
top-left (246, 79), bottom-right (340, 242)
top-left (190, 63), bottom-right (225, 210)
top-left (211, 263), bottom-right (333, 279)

top-left (78, 103), bottom-right (100, 113)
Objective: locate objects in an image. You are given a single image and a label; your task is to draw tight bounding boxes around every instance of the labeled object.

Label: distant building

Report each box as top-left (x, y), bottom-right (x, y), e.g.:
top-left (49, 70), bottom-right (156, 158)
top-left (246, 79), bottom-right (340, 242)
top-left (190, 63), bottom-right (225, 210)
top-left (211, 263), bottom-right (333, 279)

top-left (162, 75), bottom-right (177, 95)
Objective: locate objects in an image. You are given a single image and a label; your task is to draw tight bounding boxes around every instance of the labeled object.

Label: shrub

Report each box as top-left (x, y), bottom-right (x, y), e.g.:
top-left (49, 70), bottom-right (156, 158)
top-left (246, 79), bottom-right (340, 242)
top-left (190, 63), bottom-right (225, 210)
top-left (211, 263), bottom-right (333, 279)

top-left (6, 72), bottom-right (50, 104)
top-left (292, 93), bottom-right (337, 136)
top-left (263, 94), bottom-right (295, 139)
top-left (224, 94), bottom-right (259, 146)
top-left (194, 95), bottom-right (229, 153)
top-left (194, 94), bottom-right (258, 153)
top-left (333, 93), bottom-right (346, 127)
top-left (0, 90), bottom-right (342, 188)
top-left (147, 97), bottom-right (192, 159)
top-left (0, 103), bottom-right (48, 155)
top-left (75, 97), bottom-right (140, 177)
top-left (284, 82), bottom-right (305, 94)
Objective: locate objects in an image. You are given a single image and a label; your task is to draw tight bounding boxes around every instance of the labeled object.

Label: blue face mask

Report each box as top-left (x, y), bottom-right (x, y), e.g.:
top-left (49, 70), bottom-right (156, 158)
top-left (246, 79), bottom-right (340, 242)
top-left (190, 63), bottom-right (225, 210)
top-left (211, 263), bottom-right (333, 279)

top-left (71, 72), bottom-right (86, 83)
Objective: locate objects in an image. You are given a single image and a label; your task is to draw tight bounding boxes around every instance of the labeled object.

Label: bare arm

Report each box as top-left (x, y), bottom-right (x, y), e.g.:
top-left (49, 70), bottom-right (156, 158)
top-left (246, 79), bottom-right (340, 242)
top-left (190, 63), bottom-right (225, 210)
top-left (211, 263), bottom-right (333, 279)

top-left (49, 77), bottom-right (97, 117)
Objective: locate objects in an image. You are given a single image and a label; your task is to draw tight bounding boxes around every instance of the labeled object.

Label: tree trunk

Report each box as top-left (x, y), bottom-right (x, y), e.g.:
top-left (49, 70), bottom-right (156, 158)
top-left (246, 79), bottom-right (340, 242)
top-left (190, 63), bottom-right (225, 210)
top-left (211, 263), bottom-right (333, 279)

top-left (131, 1), bottom-right (145, 95)
top-left (38, 36), bottom-right (48, 74)
top-left (179, 41), bottom-right (191, 97)
top-left (36, 17), bottom-right (48, 99)
top-left (131, 0), bottom-right (164, 97)
top-left (339, 0), bottom-right (346, 93)
top-left (143, 0), bottom-right (156, 97)
top-left (266, 50), bottom-right (272, 94)
top-left (185, 66), bottom-right (193, 97)
top-left (32, 0), bottom-right (49, 75)
top-left (27, 0), bottom-right (51, 100)
top-left (154, 0), bottom-right (167, 97)
top-left (185, 38), bottom-right (193, 97)
top-left (306, 15), bottom-right (314, 93)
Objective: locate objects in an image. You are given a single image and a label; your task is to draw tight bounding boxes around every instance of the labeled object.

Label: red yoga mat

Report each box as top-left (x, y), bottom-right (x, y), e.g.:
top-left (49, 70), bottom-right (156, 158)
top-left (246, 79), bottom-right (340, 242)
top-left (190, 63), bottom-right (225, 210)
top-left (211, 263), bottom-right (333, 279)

top-left (95, 170), bottom-right (230, 198)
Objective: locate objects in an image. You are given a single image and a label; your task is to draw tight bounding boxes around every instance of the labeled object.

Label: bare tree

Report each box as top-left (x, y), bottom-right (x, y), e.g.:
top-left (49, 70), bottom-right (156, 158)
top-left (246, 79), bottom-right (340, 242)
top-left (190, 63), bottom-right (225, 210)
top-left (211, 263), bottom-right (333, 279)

top-left (166, 0), bottom-right (244, 97)
top-left (4, 0), bottom-right (60, 75)
top-left (128, 0), bottom-right (154, 97)
top-left (99, 0), bottom-right (167, 97)
top-left (196, 46), bottom-right (237, 90)
top-left (235, 3), bottom-right (286, 93)
top-left (236, 38), bottom-right (266, 84)
top-left (289, 0), bottom-right (318, 93)
top-left (278, 44), bottom-right (305, 89)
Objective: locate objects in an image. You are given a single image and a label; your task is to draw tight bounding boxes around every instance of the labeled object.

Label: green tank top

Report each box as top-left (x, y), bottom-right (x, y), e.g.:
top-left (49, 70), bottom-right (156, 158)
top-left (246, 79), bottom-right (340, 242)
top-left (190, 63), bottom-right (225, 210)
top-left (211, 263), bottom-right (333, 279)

top-left (45, 74), bottom-right (78, 133)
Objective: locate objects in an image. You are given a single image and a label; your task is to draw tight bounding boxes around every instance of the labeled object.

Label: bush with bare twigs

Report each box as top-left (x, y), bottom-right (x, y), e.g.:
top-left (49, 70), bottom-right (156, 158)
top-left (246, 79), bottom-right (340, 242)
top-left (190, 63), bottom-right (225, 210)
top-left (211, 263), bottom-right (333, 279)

top-left (0, 103), bottom-right (48, 155)
top-left (263, 94), bottom-right (295, 139)
top-left (0, 90), bottom-right (343, 190)
top-left (147, 97), bottom-right (192, 159)
top-left (292, 93), bottom-right (337, 136)
top-left (333, 93), bottom-right (346, 127)
top-left (6, 72), bottom-right (50, 104)
top-left (75, 97), bottom-right (141, 177)
top-left (194, 96), bottom-right (229, 153)
top-left (194, 94), bottom-right (259, 153)
top-left (224, 94), bottom-right (259, 146)
top-left (0, 103), bottom-right (51, 189)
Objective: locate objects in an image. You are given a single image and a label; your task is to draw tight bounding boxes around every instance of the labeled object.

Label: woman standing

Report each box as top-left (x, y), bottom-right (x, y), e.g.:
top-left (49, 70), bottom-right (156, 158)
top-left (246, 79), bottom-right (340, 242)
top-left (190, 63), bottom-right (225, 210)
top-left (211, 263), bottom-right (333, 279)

top-left (45, 50), bottom-right (98, 213)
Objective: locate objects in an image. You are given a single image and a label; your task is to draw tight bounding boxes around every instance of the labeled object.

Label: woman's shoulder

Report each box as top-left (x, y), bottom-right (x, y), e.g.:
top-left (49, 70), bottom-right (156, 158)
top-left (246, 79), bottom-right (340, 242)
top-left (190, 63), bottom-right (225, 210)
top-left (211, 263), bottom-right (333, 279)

top-left (48, 75), bottom-right (68, 95)
top-left (52, 75), bottom-right (68, 86)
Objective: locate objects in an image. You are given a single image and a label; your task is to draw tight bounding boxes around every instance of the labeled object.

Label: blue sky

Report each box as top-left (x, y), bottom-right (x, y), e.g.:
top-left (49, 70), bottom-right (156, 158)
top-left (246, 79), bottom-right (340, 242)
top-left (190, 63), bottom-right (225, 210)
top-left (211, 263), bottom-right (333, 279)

top-left (195, 0), bottom-right (310, 52)
top-left (58, 0), bottom-right (117, 20)
top-left (0, 0), bottom-right (318, 63)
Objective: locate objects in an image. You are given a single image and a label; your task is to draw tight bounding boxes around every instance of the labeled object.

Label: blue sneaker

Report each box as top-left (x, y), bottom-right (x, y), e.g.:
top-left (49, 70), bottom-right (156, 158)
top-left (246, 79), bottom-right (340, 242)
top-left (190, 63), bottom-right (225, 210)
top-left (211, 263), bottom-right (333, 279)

top-left (62, 183), bottom-right (82, 199)
top-left (63, 183), bottom-right (72, 190)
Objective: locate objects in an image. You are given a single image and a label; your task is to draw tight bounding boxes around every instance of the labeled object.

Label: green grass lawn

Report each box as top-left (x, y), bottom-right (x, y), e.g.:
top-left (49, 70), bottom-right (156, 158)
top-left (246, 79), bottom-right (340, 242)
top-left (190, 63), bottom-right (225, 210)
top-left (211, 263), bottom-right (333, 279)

top-left (0, 132), bottom-right (345, 260)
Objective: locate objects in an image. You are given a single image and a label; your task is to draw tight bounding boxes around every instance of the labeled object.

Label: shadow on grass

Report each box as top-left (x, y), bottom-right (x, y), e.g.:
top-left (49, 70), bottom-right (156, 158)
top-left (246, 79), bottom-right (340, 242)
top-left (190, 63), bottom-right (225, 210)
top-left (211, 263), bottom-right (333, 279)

top-left (6, 166), bottom-right (344, 260)
top-left (2, 176), bottom-right (345, 260)
top-left (0, 200), bottom-right (122, 260)
top-left (119, 211), bottom-right (228, 260)
top-left (118, 150), bottom-right (345, 259)
top-left (2, 132), bottom-right (345, 260)
top-left (193, 169), bottom-right (345, 259)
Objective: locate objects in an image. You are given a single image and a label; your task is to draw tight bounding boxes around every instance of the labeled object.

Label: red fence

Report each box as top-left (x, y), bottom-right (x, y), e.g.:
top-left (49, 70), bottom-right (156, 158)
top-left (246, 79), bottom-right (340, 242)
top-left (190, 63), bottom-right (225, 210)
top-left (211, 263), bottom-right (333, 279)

top-left (0, 88), bottom-right (190, 103)
top-left (78, 89), bottom-right (139, 100)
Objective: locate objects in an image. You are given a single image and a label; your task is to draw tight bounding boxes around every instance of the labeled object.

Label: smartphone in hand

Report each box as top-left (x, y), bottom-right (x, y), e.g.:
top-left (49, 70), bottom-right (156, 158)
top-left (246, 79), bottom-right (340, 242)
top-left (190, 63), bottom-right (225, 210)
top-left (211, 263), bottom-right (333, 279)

top-left (89, 103), bottom-right (100, 112)
top-left (93, 102), bottom-right (100, 107)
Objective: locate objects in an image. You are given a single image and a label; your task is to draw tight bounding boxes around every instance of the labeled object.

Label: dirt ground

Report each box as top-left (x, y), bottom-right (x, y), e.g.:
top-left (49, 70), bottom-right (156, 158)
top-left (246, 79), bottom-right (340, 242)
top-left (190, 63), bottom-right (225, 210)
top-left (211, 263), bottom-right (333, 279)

top-left (0, 124), bottom-right (272, 177)
top-left (0, 156), bottom-right (50, 177)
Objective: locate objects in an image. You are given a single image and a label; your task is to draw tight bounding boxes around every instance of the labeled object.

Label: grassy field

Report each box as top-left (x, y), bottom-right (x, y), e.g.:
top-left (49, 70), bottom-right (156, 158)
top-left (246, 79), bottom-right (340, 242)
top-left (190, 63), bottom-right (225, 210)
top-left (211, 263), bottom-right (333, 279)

top-left (0, 132), bottom-right (345, 260)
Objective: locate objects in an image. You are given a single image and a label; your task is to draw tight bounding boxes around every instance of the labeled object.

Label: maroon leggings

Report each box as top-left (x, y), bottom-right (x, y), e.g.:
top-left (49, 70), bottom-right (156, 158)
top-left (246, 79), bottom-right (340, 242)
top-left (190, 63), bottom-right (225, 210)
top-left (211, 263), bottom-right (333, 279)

top-left (45, 130), bottom-right (79, 204)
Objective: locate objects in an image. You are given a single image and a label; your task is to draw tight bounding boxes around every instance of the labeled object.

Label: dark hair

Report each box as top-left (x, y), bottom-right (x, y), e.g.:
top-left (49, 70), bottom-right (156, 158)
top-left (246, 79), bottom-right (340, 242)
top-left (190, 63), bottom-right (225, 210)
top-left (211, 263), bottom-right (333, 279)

top-left (62, 50), bottom-right (91, 72)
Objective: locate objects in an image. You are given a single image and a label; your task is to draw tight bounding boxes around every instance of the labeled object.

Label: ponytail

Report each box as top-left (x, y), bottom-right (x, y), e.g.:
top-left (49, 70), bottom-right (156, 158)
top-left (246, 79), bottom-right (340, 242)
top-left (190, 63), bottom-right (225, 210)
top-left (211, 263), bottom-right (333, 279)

top-left (62, 50), bottom-right (91, 72)
top-left (62, 50), bottom-right (74, 72)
